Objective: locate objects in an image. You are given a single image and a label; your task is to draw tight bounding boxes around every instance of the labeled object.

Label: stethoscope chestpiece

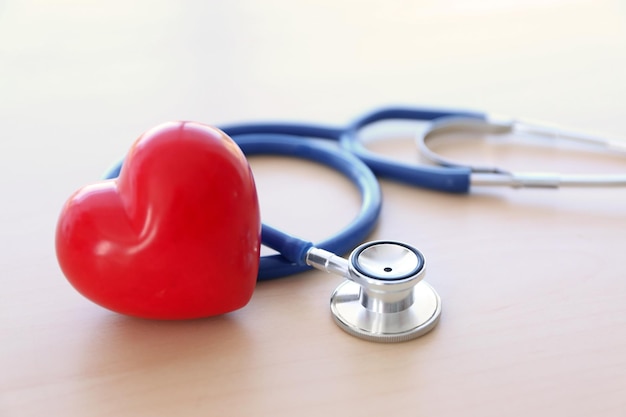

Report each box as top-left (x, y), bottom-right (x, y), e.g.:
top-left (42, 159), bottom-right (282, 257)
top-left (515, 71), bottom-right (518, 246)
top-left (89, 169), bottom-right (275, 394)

top-left (306, 241), bottom-right (441, 343)
top-left (333, 241), bottom-right (440, 342)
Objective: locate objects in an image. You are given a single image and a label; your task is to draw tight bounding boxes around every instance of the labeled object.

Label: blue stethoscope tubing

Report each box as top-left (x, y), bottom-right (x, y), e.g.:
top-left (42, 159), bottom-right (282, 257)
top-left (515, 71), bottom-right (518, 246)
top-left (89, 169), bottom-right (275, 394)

top-left (104, 106), bottom-right (485, 280)
top-left (221, 106), bottom-right (485, 192)
top-left (341, 107), bottom-right (484, 192)
top-left (230, 135), bottom-right (382, 280)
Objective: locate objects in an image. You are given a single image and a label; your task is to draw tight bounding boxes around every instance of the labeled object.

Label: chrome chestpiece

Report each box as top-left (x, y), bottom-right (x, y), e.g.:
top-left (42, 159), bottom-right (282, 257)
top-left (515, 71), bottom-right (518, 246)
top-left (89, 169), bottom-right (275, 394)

top-left (306, 241), bottom-right (441, 343)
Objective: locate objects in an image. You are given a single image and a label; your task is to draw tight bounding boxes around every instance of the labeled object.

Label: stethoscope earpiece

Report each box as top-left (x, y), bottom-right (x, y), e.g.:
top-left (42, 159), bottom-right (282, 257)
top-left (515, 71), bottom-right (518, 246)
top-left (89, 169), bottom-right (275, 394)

top-left (307, 241), bottom-right (441, 342)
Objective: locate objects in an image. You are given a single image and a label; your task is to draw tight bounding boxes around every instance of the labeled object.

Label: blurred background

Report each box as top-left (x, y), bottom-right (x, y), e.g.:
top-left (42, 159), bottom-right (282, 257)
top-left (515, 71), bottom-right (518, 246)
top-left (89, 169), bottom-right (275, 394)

top-left (2, 0), bottom-right (625, 221)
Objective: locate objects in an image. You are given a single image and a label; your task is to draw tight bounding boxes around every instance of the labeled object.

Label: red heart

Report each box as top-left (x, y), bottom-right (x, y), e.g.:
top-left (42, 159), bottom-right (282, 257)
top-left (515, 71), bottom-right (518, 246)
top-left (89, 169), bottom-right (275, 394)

top-left (55, 122), bottom-right (261, 319)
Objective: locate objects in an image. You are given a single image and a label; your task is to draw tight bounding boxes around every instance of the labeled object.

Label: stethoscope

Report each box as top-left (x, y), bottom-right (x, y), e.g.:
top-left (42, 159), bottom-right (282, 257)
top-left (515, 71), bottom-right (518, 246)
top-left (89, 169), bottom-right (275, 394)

top-left (85, 106), bottom-right (626, 343)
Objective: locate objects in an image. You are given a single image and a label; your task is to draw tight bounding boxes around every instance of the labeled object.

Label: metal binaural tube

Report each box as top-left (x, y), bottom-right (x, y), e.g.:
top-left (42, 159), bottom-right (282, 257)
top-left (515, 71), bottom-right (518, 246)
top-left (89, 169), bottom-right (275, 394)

top-left (305, 247), bottom-right (350, 278)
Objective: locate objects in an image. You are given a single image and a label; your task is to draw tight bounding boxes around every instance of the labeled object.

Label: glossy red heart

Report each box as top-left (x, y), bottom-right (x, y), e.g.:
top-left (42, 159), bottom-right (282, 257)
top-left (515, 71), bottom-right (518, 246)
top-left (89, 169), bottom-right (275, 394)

top-left (55, 122), bottom-right (261, 319)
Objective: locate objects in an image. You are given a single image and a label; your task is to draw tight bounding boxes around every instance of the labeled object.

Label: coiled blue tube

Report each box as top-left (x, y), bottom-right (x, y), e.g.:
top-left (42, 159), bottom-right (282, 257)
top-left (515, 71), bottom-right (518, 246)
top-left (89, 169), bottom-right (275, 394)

top-left (234, 135), bottom-right (381, 279)
top-left (341, 107), bottom-right (486, 193)
top-left (221, 123), bottom-right (342, 141)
